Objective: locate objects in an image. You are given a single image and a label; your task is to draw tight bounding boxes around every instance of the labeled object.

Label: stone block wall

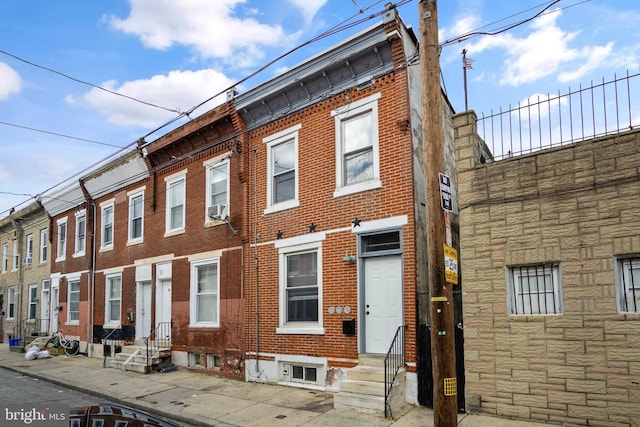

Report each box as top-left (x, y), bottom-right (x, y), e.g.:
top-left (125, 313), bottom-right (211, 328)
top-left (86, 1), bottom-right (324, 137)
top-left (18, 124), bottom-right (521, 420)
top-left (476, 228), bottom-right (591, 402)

top-left (455, 110), bottom-right (640, 426)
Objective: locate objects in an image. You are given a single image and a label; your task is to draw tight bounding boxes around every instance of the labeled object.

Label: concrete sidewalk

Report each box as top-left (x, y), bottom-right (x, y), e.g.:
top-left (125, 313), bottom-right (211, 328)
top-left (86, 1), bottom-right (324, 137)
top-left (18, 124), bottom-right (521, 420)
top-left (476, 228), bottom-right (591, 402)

top-left (0, 345), bottom-right (550, 426)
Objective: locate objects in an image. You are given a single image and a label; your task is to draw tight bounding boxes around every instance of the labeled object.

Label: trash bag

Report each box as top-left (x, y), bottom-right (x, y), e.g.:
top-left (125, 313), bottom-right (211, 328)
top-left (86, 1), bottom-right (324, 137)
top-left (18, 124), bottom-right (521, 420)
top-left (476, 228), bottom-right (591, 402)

top-left (36, 350), bottom-right (51, 359)
top-left (25, 346), bottom-right (40, 361)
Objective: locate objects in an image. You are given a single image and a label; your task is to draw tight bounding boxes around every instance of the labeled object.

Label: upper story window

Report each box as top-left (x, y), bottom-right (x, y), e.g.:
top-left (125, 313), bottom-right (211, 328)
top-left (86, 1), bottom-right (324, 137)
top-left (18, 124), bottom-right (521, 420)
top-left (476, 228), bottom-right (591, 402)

top-left (56, 218), bottom-right (67, 261)
top-left (165, 173), bottom-right (186, 234)
top-left (190, 258), bottom-right (220, 327)
top-left (39, 228), bottom-right (47, 264)
top-left (74, 210), bottom-right (86, 257)
top-left (507, 263), bottom-right (562, 315)
top-left (1, 243), bottom-right (7, 273)
top-left (11, 239), bottom-right (18, 270)
top-left (616, 256), bottom-right (640, 313)
top-left (101, 201), bottom-right (114, 250)
top-left (205, 159), bottom-right (229, 223)
top-left (276, 232), bottom-right (325, 335)
top-left (128, 190), bottom-right (144, 243)
top-left (25, 234), bottom-right (33, 265)
top-left (264, 124), bottom-right (300, 214)
top-left (332, 93), bottom-right (382, 198)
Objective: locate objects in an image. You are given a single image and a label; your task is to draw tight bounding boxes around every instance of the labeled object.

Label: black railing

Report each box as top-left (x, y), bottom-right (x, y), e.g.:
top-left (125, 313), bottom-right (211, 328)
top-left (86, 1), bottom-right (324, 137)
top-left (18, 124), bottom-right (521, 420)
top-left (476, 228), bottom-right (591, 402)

top-left (102, 328), bottom-right (124, 368)
top-left (384, 325), bottom-right (406, 418)
top-left (144, 322), bottom-right (171, 366)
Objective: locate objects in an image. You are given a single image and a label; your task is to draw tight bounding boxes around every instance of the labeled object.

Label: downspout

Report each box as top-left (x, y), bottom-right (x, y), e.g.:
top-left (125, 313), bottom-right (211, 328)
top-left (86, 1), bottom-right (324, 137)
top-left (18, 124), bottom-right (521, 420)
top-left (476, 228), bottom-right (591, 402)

top-left (9, 214), bottom-right (24, 340)
top-left (79, 179), bottom-right (95, 357)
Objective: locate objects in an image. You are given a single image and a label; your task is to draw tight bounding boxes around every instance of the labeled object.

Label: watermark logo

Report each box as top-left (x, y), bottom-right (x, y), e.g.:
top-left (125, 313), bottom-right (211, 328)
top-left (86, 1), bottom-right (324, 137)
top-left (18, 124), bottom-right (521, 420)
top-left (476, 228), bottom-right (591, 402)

top-left (3, 405), bottom-right (67, 426)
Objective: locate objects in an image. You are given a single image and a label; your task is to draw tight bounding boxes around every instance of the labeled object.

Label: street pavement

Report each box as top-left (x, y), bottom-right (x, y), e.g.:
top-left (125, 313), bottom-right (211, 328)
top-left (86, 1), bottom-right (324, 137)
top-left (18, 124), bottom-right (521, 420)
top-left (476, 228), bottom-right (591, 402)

top-left (0, 345), bottom-right (552, 426)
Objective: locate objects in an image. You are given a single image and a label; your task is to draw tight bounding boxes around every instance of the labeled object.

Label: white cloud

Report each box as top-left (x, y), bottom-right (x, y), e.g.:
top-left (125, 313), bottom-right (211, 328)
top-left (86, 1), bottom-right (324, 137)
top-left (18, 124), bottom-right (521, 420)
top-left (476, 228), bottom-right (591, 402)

top-left (0, 62), bottom-right (21, 100)
top-left (108, 0), bottom-right (289, 67)
top-left (80, 69), bottom-right (235, 128)
top-left (286, 0), bottom-right (328, 24)
top-left (463, 9), bottom-right (614, 87)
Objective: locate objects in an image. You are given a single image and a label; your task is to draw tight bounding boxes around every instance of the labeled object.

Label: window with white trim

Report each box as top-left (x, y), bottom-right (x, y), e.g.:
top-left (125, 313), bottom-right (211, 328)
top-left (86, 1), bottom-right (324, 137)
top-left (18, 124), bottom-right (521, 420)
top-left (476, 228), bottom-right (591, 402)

top-left (277, 233), bottom-right (324, 334)
top-left (11, 239), bottom-right (18, 270)
top-left (205, 160), bottom-right (229, 222)
top-left (56, 218), bottom-right (67, 260)
top-left (74, 211), bottom-right (86, 256)
top-left (7, 286), bottom-right (15, 319)
top-left (68, 280), bottom-right (80, 322)
top-left (332, 93), bottom-right (381, 197)
top-left (105, 274), bottom-right (121, 324)
top-left (507, 264), bottom-right (562, 315)
top-left (2, 243), bottom-right (8, 273)
top-left (25, 234), bottom-right (33, 265)
top-left (101, 202), bottom-right (114, 250)
top-left (166, 174), bottom-right (186, 233)
top-left (40, 228), bottom-right (47, 263)
top-left (616, 256), bottom-right (640, 313)
top-left (128, 191), bottom-right (144, 242)
top-left (190, 259), bottom-right (219, 327)
top-left (28, 284), bottom-right (37, 320)
top-left (264, 124), bottom-right (300, 213)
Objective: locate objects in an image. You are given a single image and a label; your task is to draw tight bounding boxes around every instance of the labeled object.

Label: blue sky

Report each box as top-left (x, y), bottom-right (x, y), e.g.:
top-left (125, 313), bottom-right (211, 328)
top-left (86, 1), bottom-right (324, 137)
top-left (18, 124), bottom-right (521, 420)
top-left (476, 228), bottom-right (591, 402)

top-left (1, 0), bottom-right (638, 218)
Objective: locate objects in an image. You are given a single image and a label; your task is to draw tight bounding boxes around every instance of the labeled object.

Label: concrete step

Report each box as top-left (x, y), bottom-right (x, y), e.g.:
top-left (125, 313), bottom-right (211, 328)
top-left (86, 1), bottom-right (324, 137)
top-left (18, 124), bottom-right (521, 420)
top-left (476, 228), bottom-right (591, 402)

top-left (334, 391), bottom-right (385, 413)
top-left (106, 359), bottom-right (149, 374)
top-left (346, 364), bottom-right (385, 383)
top-left (340, 379), bottom-right (386, 395)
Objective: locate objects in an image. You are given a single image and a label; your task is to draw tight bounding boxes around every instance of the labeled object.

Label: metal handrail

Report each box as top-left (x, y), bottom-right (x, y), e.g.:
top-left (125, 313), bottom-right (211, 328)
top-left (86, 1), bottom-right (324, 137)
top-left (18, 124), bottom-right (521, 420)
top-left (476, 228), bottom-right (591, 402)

top-left (144, 322), bottom-right (171, 366)
top-left (384, 325), bottom-right (406, 418)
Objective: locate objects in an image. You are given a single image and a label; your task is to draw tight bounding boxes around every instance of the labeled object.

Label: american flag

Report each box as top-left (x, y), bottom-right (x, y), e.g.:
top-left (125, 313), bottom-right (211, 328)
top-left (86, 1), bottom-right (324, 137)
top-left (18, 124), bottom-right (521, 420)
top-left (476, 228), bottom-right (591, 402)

top-left (463, 57), bottom-right (475, 70)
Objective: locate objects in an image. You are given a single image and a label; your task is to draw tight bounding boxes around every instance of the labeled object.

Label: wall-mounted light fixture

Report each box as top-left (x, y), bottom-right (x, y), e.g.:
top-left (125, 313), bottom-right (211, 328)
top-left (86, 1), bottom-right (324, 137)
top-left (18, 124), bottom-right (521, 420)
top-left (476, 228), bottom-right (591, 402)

top-left (342, 252), bottom-right (356, 263)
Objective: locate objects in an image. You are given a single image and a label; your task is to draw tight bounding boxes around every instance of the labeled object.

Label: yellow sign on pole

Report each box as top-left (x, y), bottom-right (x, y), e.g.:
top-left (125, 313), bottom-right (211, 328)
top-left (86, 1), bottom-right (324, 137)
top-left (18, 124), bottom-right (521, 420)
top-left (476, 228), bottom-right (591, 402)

top-left (444, 245), bottom-right (458, 285)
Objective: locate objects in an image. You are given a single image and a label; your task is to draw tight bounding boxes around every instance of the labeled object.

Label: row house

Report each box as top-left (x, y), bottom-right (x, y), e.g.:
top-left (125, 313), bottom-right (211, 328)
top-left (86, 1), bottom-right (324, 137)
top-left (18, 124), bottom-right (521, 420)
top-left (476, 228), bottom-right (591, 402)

top-left (0, 202), bottom-right (50, 344)
top-left (235, 7), bottom-right (457, 411)
top-left (31, 6), bottom-right (459, 413)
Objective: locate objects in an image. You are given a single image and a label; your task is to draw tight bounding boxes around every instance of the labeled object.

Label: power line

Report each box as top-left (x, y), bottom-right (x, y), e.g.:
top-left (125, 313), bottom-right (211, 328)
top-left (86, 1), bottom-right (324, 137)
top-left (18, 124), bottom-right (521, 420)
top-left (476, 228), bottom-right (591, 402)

top-left (0, 49), bottom-right (181, 114)
top-left (0, 121), bottom-right (136, 150)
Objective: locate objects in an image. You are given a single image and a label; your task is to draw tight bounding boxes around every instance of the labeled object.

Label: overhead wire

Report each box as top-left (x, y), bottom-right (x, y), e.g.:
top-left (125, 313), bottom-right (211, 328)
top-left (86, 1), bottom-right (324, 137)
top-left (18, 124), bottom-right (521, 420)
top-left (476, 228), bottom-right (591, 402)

top-left (0, 49), bottom-right (181, 114)
top-left (1, 0), bottom-right (401, 217)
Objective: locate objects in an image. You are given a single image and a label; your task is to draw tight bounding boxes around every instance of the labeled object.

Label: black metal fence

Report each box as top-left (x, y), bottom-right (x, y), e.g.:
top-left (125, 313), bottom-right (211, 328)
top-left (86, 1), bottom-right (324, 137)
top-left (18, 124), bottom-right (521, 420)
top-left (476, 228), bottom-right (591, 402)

top-left (384, 325), bottom-right (405, 418)
top-left (478, 69), bottom-right (639, 160)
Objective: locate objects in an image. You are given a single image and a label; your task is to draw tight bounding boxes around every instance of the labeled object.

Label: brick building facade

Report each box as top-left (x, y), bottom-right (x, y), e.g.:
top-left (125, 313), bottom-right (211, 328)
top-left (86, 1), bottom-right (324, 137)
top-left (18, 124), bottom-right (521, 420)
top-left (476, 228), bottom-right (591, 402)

top-left (455, 111), bottom-right (640, 425)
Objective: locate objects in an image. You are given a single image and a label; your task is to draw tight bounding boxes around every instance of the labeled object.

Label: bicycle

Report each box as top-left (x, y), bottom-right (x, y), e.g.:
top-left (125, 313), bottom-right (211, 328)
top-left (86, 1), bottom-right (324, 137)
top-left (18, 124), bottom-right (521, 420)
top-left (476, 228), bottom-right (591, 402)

top-left (45, 330), bottom-right (80, 356)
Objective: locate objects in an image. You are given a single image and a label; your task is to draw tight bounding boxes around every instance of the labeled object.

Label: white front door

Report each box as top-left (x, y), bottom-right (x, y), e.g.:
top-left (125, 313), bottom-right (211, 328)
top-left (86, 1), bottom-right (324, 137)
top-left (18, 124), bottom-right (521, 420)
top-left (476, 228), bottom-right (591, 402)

top-left (136, 281), bottom-right (152, 338)
top-left (364, 255), bottom-right (403, 354)
top-left (50, 286), bottom-right (59, 333)
top-left (156, 279), bottom-right (171, 339)
top-left (40, 288), bottom-right (50, 334)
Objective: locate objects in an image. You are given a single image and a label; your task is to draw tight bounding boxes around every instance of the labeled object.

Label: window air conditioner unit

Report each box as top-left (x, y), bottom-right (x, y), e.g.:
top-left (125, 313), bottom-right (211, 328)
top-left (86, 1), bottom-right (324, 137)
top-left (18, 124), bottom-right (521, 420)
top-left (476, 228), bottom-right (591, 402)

top-left (23, 257), bottom-right (31, 266)
top-left (208, 204), bottom-right (228, 221)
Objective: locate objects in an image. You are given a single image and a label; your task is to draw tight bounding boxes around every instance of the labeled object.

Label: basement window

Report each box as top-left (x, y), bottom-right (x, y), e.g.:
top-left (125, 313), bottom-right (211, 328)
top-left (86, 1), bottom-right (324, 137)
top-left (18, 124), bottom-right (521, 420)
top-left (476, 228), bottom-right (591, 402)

top-left (282, 363), bottom-right (319, 384)
top-left (206, 353), bottom-right (221, 370)
top-left (188, 352), bottom-right (202, 368)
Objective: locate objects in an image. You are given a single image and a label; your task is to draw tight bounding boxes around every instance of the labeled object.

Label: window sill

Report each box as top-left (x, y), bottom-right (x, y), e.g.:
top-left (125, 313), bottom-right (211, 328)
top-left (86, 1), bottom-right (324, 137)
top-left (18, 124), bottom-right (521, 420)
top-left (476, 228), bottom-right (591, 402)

top-left (65, 321), bottom-right (79, 326)
top-left (276, 327), bottom-right (325, 335)
top-left (126, 239), bottom-right (143, 247)
top-left (103, 322), bottom-right (121, 329)
top-left (164, 229), bottom-right (185, 238)
top-left (264, 199), bottom-right (300, 215)
top-left (72, 251), bottom-right (85, 258)
top-left (99, 246), bottom-right (113, 253)
top-left (188, 324), bottom-right (220, 331)
top-left (204, 220), bottom-right (226, 228)
top-left (54, 257), bottom-right (66, 263)
top-left (333, 179), bottom-right (382, 198)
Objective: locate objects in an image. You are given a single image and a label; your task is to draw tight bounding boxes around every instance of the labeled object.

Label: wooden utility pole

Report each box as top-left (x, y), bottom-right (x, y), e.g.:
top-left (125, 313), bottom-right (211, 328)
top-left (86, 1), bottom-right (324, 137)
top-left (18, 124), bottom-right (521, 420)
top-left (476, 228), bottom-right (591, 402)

top-left (419, 1), bottom-right (458, 425)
